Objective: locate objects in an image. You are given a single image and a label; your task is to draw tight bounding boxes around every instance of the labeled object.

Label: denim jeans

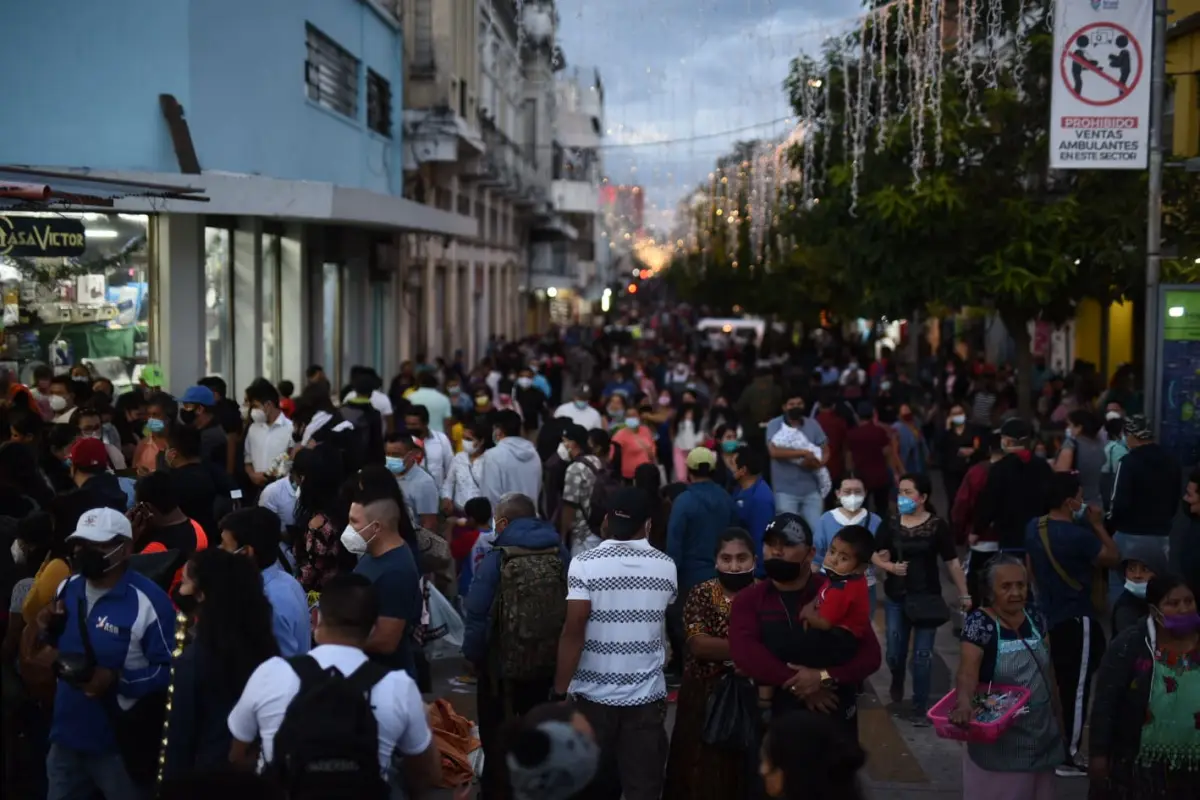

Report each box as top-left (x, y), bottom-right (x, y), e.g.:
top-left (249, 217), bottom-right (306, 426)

top-left (47, 743), bottom-right (143, 800)
top-left (1107, 533), bottom-right (1170, 606)
top-left (884, 599), bottom-right (937, 711)
top-left (774, 491), bottom-right (824, 540)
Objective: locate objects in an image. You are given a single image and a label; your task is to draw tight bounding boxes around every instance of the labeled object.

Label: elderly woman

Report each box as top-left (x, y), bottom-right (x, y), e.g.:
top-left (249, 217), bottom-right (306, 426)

top-left (951, 556), bottom-right (1064, 799)
top-left (1089, 576), bottom-right (1199, 799)
top-left (663, 528), bottom-right (758, 800)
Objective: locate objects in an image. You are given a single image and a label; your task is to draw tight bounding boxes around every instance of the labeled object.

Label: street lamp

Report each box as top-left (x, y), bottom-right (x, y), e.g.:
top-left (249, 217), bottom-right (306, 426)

top-left (546, 287), bottom-right (558, 298)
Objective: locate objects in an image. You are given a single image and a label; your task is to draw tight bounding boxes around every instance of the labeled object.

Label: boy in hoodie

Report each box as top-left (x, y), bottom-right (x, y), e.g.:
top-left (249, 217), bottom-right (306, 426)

top-left (479, 410), bottom-right (542, 507)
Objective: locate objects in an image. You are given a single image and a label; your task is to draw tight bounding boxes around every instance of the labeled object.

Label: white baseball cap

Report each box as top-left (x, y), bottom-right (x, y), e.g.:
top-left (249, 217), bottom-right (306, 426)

top-left (68, 507), bottom-right (133, 543)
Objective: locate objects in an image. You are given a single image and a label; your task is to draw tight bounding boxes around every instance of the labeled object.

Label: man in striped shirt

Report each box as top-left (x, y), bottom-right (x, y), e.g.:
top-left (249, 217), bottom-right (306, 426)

top-left (553, 487), bottom-right (678, 800)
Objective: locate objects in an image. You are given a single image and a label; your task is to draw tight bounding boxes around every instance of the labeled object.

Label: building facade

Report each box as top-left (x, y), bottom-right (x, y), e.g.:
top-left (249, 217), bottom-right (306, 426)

top-left (0, 0), bottom-right (486, 398)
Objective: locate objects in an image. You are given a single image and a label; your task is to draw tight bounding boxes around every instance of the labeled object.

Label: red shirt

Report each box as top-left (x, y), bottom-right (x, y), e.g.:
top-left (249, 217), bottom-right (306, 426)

top-left (817, 575), bottom-right (871, 637)
top-left (845, 424), bottom-right (891, 489)
top-left (815, 410), bottom-right (848, 482)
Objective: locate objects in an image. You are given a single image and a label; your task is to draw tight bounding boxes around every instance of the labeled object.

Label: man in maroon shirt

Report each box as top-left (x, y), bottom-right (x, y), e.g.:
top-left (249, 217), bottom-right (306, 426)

top-left (814, 390), bottom-right (849, 505)
top-left (729, 513), bottom-right (882, 734)
top-left (844, 401), bottom-right (902, 515)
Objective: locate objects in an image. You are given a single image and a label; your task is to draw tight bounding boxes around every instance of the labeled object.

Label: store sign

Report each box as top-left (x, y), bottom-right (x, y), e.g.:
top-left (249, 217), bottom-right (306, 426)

top-left (1048, 0), bottom-right (1152, 170)
top-left (0, 215), bottom-right (87, 257)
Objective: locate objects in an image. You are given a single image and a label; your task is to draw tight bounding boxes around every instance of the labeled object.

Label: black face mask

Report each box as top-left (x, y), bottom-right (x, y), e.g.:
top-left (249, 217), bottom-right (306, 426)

top-left (717, 570), bottom-right (755, 593)
top-left (179, 408), bottom-right (197, 426)
top-left (763, 558), bottom-right (803, 583)
top-left (72, 544), bottom-right (121, 581)
top-left (172, 587), bottom-right (200, 616)
top-left (786, 407), bottom-right (805, 422)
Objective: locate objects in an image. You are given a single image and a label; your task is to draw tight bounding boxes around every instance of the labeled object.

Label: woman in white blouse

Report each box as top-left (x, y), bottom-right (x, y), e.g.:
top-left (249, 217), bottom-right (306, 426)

top-left (440, 418), bottom-right (492, 514)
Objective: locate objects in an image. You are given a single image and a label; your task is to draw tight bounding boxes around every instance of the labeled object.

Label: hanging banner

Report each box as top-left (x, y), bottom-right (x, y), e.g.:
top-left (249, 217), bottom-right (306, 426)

top-left (1049, 0), bottom-right (1152, 170)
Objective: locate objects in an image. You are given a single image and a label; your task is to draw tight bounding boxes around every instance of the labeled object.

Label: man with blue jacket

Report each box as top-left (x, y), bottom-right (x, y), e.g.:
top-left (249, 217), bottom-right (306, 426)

top-left (462, 492), bottom-right (568, 800)
top-left (34, 507), bottom-right (176, 799)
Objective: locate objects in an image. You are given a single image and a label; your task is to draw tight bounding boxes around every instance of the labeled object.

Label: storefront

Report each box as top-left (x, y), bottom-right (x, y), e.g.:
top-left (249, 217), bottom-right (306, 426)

top-left (0, 211), bottom-right (152, 391)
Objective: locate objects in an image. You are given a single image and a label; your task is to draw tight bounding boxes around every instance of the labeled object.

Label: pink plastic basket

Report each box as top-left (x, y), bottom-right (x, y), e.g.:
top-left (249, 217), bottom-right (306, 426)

top-left (927, 685), bottom-right (1032, 743)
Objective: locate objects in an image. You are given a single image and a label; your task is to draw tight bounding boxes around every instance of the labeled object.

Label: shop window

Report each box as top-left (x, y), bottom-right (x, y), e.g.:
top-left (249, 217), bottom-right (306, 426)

top-left (262, 233), bottom-right (281, 383)
top-left (0, 212), bottom-right (150, 393)
top-left (367, 69), bottom-right (392, 138)
top-left (306, 23), bottom-right (359, 119)
top-left (204, 227), bottom-right (232, 379)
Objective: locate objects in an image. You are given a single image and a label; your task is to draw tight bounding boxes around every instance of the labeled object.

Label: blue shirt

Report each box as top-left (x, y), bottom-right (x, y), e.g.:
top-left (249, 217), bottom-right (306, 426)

top-left (1024, 517), bottom-right (1102, 628)
top-left (667, 480), bottom-right (740, 590)
top-left (354, 545), bottom-right (423, 679)
top-left (51, 570), bottom-right (176, 753)
top-left (765, 415), bottom-right (828, 499)
top-left (733, 477), bottom-right (776, 575)
top-left (261, 563), bottom-right (311, 658)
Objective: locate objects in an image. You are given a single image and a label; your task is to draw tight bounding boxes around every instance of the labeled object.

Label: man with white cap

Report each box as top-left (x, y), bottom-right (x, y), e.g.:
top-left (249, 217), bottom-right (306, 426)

top-left (32, 507), bottom-right (176, 799)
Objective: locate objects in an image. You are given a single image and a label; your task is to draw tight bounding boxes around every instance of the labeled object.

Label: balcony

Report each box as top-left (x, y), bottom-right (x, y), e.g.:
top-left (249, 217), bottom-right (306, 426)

top-left (529, 240), bottom-right (581, 291)
top-left (462, 115), bottom-right (549, 208)
top-left (552, 179), bottom-right (599, 215)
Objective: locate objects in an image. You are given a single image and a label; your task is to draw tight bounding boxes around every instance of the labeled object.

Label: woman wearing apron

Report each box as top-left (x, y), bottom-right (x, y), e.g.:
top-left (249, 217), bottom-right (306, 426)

top-left (952, 555), bottom-right (1065, 799)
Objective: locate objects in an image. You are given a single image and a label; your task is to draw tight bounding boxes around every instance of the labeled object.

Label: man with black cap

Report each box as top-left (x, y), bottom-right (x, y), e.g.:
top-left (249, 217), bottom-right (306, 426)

top-left (728, 512), bottom-right (881, 734)
top-left (552, 383), bottom-right (603, 431)
top-left (553, 487), bottom-right (677, 800)
top-left (974, 419), bottom-right (1053, 563)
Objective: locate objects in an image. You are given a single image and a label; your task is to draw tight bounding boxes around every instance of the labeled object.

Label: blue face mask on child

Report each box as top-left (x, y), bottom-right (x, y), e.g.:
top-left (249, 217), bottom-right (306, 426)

top-left (897, 496), bottom-right (918, 515)
top-left (146, 418), bottom-right (165, 434)
top-left (1124, 580), bottom-right (1148, 599)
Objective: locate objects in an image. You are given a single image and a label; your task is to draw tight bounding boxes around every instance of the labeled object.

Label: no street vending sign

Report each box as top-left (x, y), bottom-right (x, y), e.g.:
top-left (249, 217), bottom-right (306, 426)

top-left (1049, 0), bottom-right (1153, 170)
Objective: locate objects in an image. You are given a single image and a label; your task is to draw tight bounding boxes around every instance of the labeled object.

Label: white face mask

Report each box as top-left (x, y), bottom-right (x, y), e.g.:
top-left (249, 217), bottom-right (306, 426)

top-left (1105, 411), bottom-right (1123, 421)
top-left (625, 417), bottom-right (641, 430)
top-left (11, 540), bottom-right (25, 565)
top-left (839, 493), bottom-right (865, 512)
top-left (49, 395), bottom-right (68, 412)
top-left (557, 442), bottom-right (570, 461)
top-left (950, 414), bottom-right (966, 425)
top-left (517, 377), bottom-right (533, 389)
top-left (288, 478), bottom-right (301, 498)
top-left (462, 440), bottom-right (478, 455)
top-left (340, 523), bottom-right (376, 556)
top-left (250, 408), bottom-right (267, 425)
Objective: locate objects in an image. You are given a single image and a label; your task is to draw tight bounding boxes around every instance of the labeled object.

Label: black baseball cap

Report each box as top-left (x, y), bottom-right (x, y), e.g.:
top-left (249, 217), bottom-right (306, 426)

top-left (762, 513), bottom-right (812, 547)
top-left (562, 423), bottom-right (589, 447)
top-left (998, 419), bottom-right (1033, 440)
top-left (605, 487), bottom-right (650, 539)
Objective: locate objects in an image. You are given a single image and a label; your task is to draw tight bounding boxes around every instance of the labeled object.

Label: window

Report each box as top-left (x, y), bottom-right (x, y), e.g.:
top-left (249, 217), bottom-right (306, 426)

top-left (204, 227), bottom-right (232, 378)
top-left (305, 24), bottom-right (359, 118)
top-left (367, 69), bottom-right (392, 137)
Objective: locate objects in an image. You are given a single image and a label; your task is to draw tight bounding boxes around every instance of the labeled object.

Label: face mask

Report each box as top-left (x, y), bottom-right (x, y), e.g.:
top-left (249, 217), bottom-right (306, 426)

top-left (839, 493), bottom-right (865, 512)
top-left (73, 543), bottom-right (124, 581)
top-left (763, 558), bottom-right (803, 583)
top-left (250, 408), bottom-right (267, 425)
top-left (288, 478), bottom-right (301, 498)
top-left (1123, 579), bottom-right (1148, 599)
top-left (48, 395), bottom-right (68, 412)
top-left (950, 414), bottom-right (966, 426)
top-left (82, 431), bottom-right (101, 440)
top-left (447, 386), bottom-right (461, 396)
top-left (1105, 411), bottom-right (1123, 421)
top-left (1034, 450), bottom-right (1048, 460)
top-left (385, 456), bottom-right (408, 475)
top-left (880, 382), bottom-right (892, 392)
top-left (823, 564), bottom-right (854, 581)
top-left (574, 400), bottom-right (588, 410)
top-left (557, 442), bottom-right (570, 461)
top-left (848, 362), bottom-right (859, 370)
top-left (786, 407), bottom-right (805, 422)
top-left (146, 418), bottom-right (166, 434)
top-left (897, 496), bottom-right (919, 515)
top-left (720, 440), bottom-right (740, 454)
top-left (625, 417), bottom-right (641, 430)
top-left (658, 393), bottom-right (671, 407)
top-left (517, 377), bottom-right (533, 389)
top-left (462, 440), bottom-right (478, 455)
top-left (498, 396), bottom-right (512, 407)
top-left (179, 408), bottom-right (197, 426)
top-left (172, 587), bottom-right (200, 616)
top-left (1159, 611), bottom-right (1200, 636)
top-left (1072, 503), bottom-right (1088, 523)
top-left (340, 523), bottom-right (376, 556)
top-left (475, 396), bottom-right (489, 408)
top-left (717, 569), bottom-right (755, 592)
top-left (11, 540), bottom-right (26, 565)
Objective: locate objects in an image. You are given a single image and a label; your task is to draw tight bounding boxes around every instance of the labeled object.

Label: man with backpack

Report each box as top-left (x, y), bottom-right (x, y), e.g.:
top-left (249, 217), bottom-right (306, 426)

top-left (228, 573), bottom-right (440, 799)
top-left (559, 424), bottom-right (615, 557)
top-left (461, 493), bottom-right (568, 800)
top-left (341, 372), bottom-right (388, 472)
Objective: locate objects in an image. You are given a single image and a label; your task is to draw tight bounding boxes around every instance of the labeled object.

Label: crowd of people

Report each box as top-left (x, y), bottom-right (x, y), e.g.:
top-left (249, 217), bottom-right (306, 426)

top-left (0, 319), bottom-right (1197, 800)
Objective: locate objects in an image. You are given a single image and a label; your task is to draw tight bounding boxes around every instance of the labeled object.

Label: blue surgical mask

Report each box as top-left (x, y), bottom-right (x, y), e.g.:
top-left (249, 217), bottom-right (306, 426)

top-left (385, 456), bottom-right (408, 475)
top-left (897, 496), bottom-right (918, 515)
top-left (625, 418), bottom-right (641, 430)
top-left (146, 418), bottom-right (165, 434)
top-left (1072, 504), bottom-right (1088, 523)
top-left (1124, 579), bottom-right (1148, 599)
top-left (720, 440), bottom-right (740, 454)
top-left (574, 400), bottom-right (588, 410)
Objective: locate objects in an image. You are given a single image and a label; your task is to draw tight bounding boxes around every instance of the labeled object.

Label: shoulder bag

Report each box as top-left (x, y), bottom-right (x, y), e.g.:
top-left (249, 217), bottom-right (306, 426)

top-left (896, 521), bottom-right (951, 628)
top-left (1034, 516), bottom-right (1106, 616)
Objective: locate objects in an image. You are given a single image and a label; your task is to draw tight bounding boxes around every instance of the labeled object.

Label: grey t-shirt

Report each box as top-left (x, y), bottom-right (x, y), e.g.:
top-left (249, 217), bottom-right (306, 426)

top-left (398, 468), bottom-right (440, 528)
top-left (1063, 435), bottom-right (1106, 507)
top-left (84, 581), bottom-right (112, 614)
top-left (765, 415), bottom-right (828, 498)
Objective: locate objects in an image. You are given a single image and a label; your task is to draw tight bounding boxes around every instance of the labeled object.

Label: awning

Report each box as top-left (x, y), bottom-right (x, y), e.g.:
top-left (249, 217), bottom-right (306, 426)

top-left (0, 165), bottom-right (208, 209)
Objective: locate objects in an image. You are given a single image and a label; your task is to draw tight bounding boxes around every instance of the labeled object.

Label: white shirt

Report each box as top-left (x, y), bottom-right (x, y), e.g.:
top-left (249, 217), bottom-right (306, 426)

top-left (344, 390), bottom-right (394, 418)
top-left (440, 451), bottom-right (483, 508)
top-left (227, 644), bottom-right (432, 775)
top-left (53, 406), bottom-right (77, 424)
top-left (566, 539), bottom-right (677, 706)
top-left (406, 388), bottom-right (452, 434)
top-left (259, 476), bottom-right (298, 529)
top-left (554, 402), bottom-right (604, 431)
top-left (420, 430), bottom-right (454, 486)
top-left (244, 413), bottom-right (294, 473)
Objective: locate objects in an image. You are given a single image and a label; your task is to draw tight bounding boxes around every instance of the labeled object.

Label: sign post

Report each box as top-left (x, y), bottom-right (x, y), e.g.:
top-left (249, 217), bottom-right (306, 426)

top-left (1049, 0), bottom-right (1153, 170)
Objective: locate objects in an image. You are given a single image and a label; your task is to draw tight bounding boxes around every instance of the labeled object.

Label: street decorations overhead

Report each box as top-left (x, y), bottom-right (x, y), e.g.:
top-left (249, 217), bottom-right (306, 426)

top-left (1048, 0), bottom-right (1152, 169)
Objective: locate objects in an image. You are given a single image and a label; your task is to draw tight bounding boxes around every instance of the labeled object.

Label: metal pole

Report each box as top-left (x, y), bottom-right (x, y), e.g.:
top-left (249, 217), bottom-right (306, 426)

top-left (1142, 0), bottom-right (1168, 429)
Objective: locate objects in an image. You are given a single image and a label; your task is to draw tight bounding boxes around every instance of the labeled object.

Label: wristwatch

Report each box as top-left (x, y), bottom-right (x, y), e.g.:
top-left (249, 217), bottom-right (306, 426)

top-left (548, 690), bottom-right (570, 703)
top-left (819, 670), bottom-right (835, 688)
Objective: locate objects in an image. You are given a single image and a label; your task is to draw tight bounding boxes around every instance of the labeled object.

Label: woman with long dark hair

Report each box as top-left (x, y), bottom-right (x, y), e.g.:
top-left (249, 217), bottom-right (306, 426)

top-left (760, 711), bottom-right (867, 800)
top-left (441, 418), bottom-right (492, 513)
top-left (294, 445), bottom-right (349, 592)
top-left (162, 548), bottom-right (279, 779)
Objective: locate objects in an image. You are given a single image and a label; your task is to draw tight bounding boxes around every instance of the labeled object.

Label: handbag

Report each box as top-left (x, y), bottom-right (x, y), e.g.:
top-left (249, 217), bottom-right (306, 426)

top-left (895, 524), bottom-right (951, 628)
top-left (701, 672), bottom-right (759, 751)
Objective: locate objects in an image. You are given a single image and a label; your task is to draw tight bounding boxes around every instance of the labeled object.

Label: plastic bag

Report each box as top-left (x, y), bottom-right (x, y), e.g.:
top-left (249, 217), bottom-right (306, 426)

top-left (422, 580), bottom-right (465, 660)
top-left (701, 673), bottom-right (759, 751)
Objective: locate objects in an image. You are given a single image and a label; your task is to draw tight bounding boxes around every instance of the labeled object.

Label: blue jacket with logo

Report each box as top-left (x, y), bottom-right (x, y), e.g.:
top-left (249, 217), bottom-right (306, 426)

top-left (50, 569), bottom-right (177, 753)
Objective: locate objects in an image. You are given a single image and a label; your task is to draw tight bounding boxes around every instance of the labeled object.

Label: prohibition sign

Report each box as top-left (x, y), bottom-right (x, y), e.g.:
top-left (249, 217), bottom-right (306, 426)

top-left (1059, 21), bottom-right (1144, 107)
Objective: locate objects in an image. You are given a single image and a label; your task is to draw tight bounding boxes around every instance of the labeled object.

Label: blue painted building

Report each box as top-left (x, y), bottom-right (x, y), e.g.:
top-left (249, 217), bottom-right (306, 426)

top-left (0, 0), bottom-right (473, 398)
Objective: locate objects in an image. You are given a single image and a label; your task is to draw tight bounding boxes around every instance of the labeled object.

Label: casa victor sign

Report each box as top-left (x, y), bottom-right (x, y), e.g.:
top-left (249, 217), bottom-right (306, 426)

top-left (0, 215), bottom-right (87, 257)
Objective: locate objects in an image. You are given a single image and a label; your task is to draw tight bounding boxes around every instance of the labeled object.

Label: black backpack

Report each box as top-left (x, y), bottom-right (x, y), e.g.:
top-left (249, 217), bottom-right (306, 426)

top-left (270, 656), bottom-right (391, 800)
top-left (577, 458), bottom-right (620, 533)
top-left (338, 404), bottom-right (383, 471)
